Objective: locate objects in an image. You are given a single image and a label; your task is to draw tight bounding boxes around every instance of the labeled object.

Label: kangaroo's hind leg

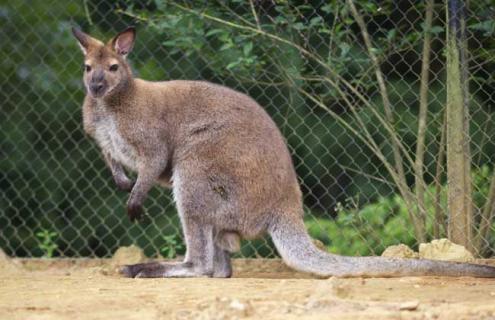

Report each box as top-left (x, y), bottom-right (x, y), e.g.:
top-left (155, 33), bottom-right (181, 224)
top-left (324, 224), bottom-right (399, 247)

top-left (121, 217), bottom-right (216, 278)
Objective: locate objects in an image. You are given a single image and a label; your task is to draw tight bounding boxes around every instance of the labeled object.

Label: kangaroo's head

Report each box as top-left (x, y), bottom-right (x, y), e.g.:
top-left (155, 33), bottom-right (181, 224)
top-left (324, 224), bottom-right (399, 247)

top-left (72, 27), bottom-right (136, 99)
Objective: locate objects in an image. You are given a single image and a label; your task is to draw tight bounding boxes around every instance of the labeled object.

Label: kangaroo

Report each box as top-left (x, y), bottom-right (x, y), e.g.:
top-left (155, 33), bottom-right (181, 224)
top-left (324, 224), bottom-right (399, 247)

top-left (72, 26), bottom-right (495, 278)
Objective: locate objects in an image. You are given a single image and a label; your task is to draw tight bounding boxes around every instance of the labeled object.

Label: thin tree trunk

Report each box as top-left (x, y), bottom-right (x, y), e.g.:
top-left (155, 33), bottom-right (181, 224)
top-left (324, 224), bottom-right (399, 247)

top-left (459, 0), bottom-right (474, 254)
top-left (434, 110), bottom-right (448, 238)
top-left (446, 0), bottom-right (474, 251)
top-left (415, 0), bottom-right (435, 241)
top-left (476, 172), bottom-right (495, 253)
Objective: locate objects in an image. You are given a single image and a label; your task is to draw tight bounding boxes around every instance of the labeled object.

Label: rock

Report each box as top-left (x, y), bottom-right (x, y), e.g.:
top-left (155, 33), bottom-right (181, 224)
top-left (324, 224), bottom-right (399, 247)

top-left (229, 299), bottom-right (248, 312)
top-left (399, 300), bottom-right (420, 311)
top-left (326, 277), bottom-right (352, 299)
top-left (306, 276), bottom-right (352, 308)
top-left (419, 238), bottom-right (474, 262)
top-left (382, 244), bottom-right (419, 259)
top-left (196, 297), bottom-right (253, 318)
top-left (0, 248), bottom-right (9, 261)
top-left (0, 248), bottom-right (22, 274)
top-left (103, 245), bottom-right (147, 276)
top-left (110, 245), bottom-right (147, 266)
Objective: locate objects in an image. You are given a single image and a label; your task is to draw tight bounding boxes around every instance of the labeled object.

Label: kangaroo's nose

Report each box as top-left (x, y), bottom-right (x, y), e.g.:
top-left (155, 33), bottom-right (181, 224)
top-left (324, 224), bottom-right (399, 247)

top-left (90, 82), bottom-right (106, 97)
top-left (90, 83), bottom-right (104, 93)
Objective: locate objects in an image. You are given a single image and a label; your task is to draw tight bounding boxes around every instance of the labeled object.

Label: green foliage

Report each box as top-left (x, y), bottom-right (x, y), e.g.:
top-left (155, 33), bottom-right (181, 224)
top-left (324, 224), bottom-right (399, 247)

top-left (306, 196), bottom-right (417, 256)
top-left (36, 230), bottom-right (58, 258)
top-left (472, 164), bottom-right (493, 207)
top-left (160, 234), bottom-right (185, 259)
top-left (307, 165), bottom-right (495, 256)
top-left (469, 19), bottom-right (495, 37)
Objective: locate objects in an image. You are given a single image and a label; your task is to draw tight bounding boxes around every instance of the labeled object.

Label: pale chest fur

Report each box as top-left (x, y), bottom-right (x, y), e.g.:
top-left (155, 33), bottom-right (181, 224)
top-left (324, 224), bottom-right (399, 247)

top-left (91, 102), bottom-right (138, 171)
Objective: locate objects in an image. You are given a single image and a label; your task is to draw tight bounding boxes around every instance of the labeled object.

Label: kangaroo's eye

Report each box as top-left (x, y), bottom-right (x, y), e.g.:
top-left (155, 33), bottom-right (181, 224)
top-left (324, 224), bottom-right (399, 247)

top-left (109, 64), bottom-right (119, 72)
top-left (84, 64), bottom-right (91, 72)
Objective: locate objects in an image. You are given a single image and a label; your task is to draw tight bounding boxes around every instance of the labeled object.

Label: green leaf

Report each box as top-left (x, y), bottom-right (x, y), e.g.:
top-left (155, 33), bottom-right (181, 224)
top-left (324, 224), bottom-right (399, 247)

top-left (469, 20), bottom-right (495, 36)
top-left (363, 3), bottom-right (378, 14)
top-left (162, 40), bottom-right (177, 47)
top-left (293, 22), bottom-right (306, 31)
top-left (430, 26), bottom-right (444, 34)
top-left (226, 60), bottom-right (241, 70)
top-left (219, 42), bottom-right (233, 51)
top-left (370, 47), bottom-right (382, 55)
top-left (205, 29), bottom-right (225, 37)
top-left (243, 42), bottom-right (253, 56)
top-left (339, 43), bottom-right (350, 57)
top-left (321, 4), bottom-right (332, 14)
top-left (387, 29), bottom-right (397, 41)
top-left (309, 17), bottom-right (323, 28)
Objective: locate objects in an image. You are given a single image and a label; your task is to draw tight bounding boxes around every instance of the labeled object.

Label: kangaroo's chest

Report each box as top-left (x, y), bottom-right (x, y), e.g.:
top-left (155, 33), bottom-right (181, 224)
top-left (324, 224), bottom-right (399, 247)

top-left (93, 113), bottom-right (138, 171)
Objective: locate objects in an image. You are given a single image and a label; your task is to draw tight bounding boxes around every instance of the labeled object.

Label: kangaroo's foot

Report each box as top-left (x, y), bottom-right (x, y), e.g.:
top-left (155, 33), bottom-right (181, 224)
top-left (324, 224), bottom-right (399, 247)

top-left (120, 261), bottom-right (218, 278)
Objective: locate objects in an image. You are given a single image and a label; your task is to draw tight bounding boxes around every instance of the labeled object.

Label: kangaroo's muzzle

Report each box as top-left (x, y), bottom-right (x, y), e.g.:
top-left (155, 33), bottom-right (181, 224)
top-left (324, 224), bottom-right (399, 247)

top-left (89, 82), bottom-right (107, 97)
top-left (88, 69), bottom-right (108, 98)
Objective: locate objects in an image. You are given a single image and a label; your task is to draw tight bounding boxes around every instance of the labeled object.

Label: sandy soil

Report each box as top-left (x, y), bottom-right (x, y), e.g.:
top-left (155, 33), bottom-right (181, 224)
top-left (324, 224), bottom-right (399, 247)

top-left (1, 256), bottom-right (495, 320)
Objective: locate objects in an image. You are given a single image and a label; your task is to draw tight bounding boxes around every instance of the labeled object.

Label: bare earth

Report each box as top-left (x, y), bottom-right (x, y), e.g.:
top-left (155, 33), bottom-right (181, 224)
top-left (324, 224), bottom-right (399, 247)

top-left (1, 257), bottom-right (495, 320)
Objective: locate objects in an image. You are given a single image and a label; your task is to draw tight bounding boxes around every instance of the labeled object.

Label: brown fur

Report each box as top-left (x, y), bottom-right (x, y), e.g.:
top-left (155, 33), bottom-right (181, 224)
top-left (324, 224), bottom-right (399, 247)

top-left (72, 27), bottom-right (495, 278)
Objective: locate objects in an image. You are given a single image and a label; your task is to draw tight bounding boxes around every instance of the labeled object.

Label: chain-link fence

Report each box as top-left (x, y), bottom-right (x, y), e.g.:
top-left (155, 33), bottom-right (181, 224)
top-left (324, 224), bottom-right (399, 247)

top-left (1, 0), bottom-right (495, 259)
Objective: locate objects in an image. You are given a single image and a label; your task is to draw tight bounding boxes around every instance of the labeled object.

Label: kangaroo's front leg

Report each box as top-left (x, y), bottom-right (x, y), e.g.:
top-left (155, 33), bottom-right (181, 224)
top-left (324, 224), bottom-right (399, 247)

top-left (127, 160), bottom-right (165, 221)
top-left (104, 153), bottom-right (134, 192)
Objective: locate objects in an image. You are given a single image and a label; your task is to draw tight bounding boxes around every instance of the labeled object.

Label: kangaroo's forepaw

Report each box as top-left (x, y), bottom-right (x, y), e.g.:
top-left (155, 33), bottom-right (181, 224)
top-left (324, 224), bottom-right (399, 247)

top-left (127, 202), bottom-right (143, 222)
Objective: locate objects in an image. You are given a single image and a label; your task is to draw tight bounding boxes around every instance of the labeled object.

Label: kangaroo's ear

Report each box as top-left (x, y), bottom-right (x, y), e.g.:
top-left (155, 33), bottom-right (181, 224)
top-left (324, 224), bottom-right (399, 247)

top-left (111, 27), bottom-right (136, 58)
top-left (71, 27), bottom-right (99, 55)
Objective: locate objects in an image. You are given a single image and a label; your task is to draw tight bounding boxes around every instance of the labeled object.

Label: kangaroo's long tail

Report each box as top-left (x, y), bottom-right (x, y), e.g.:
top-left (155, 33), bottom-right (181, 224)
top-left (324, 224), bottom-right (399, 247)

top-left (269, 218), bottom-right (495, 278)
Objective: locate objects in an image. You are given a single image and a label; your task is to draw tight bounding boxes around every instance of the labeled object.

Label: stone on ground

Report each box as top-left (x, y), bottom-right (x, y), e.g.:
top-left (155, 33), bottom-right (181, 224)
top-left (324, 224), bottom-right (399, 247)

top-left (0, 248), bottom-right (22, 274)
top-left (111, 245), bottom-right (147, 266)
top-left (419, 238), bottom-right (474, 262)
top-left (101, 245), bottom-right (147, 276)
top-left (381, 244), bottom-right (419, 259)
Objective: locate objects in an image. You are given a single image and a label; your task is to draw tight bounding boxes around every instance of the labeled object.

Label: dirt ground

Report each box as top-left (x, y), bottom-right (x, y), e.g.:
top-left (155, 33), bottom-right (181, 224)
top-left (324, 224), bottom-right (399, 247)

top-left (1, 255), bottom-right (495, 320)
